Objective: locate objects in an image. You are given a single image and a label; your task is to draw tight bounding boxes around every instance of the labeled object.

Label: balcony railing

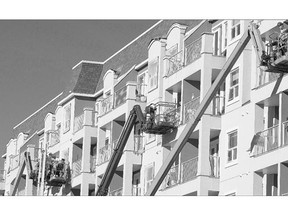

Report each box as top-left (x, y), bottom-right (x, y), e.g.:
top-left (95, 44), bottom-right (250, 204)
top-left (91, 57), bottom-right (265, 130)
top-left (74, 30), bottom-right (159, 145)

top-left (72, 159), bottom-right (82, 178)
top-left (212, 95), bottom-right (225, 116)
top-left (166, 51), bottom-right (183, 77)
top-left (49, 130), bottom-right (60, 147)
top-left (9, 154), bottom-right (20, 171)
top-left (282, 120), bottom-right (288, 147)
top-left (183, 97), bottom-right (200, 124)
top-left (99, 95), bottom-right (113, 116)
top-left (74, 113), bottom-right (84, 133)
top-left (98, 144), bottom-right (113, 165)
top-left (134, 135), bottom-right (144, 154)
top-left (132, 185), bottom-right (141, 196)
top-left (109, 187), bottom-right (123, 196)
top-left (90, 155), bottom-right (97, 173)
top-left (185, 38), bottom-right (202, 66)
top-left (114, 86), bottom-right (127, 109)
top-left (0, 170), bottom-right (5, 183)
top-left (164, 157), bottom-right (198, 190)
top-left (136, 84), bottom-right (147, 102)
top-left (252, 125), bottom-right (279, 157)
top-left (209, 155), bottom-right (220, 178)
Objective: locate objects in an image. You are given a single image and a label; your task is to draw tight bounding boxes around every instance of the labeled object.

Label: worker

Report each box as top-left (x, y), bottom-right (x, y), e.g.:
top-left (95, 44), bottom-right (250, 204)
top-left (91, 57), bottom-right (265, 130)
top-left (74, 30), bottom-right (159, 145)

top-left (277, 22), bottom-right (288, 56)
top-left (57, 159), bottom-right (65, 177)
top-left (145, 104), bottom-right (156, 129)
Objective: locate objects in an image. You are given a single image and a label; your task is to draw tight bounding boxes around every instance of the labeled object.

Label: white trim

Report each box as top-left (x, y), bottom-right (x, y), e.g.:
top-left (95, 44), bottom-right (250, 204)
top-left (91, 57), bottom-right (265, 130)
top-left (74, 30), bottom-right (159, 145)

top-left (57, 92), bottom-right (95, 106)
top-left (13, 92), bottom-right (63, 129)
top-left (135, 59), bottom-right (148, 71)
top-left (103, 20), bottom-right (163, 64)
top-left (114, 65), bottom-right (135, 86)
top-left (72, 60), bottom-right (104, 70)
top-left (23, 131), bottom-right (38, 145)
top-left (2, 153), bottom-right (7, 159)
top-left (37, 128), bottom-right (44, 135)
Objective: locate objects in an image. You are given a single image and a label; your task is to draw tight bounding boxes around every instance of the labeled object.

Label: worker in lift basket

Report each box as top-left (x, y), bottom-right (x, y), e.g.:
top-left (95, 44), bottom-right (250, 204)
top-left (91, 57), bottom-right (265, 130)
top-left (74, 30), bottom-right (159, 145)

top-left (277, 22), bottom-right (288, 56)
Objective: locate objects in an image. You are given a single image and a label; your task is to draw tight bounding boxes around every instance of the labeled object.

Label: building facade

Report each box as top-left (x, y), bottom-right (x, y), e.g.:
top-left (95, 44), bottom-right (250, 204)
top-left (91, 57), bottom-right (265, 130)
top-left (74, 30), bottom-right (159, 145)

top-left (2, 19), bottom-right (288, 196)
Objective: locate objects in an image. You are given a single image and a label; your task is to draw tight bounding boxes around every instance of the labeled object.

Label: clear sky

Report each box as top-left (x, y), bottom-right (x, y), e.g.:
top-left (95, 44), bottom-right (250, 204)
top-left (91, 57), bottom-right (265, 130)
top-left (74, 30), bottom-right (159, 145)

top-left (0, 20), bottom-right (158, 169)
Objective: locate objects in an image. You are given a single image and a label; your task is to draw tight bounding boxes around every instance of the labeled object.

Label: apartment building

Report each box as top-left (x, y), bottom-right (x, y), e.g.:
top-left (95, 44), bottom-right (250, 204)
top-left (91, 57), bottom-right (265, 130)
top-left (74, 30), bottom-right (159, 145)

top-left (2, 19), bottom-right (288, 196)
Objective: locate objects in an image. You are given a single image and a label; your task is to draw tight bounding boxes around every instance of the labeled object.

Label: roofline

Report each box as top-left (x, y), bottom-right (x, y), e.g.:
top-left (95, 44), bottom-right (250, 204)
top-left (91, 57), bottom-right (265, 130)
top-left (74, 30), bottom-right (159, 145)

top-left (57, 92), bottom-right (95, 106)
top-left (184, 20), bottom-right (207, 40)
top-left (72, 60), bottom-right (104, 70)
top-left (37, 128), bottom-right (44, 135)
top-left (23, 131), bottom-right (38, 145)
top-left (135, 59), bottom-right (148, 71)
top-left (103, 20), bottom-right (163, 64)
top-left (13, 92), bottom-right (64, 129)
top-left (2, 153), bottom-right (6, 159)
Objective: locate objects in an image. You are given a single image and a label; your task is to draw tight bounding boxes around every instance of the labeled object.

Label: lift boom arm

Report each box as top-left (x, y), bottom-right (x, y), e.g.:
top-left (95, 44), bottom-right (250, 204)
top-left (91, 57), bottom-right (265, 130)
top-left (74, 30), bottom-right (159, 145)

top-left (11, 152), bottom-right (33, 196)
top-left (145, 23), bottom-right (261, 196)
top-left (96, 105), bottom-right (145, 196)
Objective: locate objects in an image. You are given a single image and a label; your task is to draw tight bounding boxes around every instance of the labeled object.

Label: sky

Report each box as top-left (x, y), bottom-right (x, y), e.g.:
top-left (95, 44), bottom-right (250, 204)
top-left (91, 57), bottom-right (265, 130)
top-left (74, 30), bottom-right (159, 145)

top-left (0, 20), bottom-right (158, 169)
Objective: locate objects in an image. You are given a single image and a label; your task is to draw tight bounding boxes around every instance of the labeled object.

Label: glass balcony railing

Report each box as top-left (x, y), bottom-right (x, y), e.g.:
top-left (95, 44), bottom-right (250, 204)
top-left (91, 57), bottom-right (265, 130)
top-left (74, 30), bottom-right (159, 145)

top-left (98, 144), bottom-right (113, 165)
top-left (90, 155), bottom-right (97, 173)
top-left (99, 95), bottom-right (113, 116)
top-left (185, 38), bottom-right (202, 66)
top-left (72, 159), bottom-right (82, 178)
top-left (134, 135), bottom-right (144, 154)
top-left (9, 154), bottom-right (20, 171)
top-left (109, 187), bottom-right (123, 196)
top-left (49, 130), bottom-right (60, 147)
top-left (136, 84), bottom-right (147, 102)
top-left (132, 185), bottom-right (141, 196)
top-left (282, 120), bottom-right (288, 147)
top-left (252, 125), bottom-right (279, 157)
top-left (212, 95), bottom-right (225, 116)
top-left (114, 86), bottom-right (127, 109)
top-left (74, 113), bottom-right (84, 133)
top-left (183, 97), bottom-right (200, 124)
top-left (0, 170), bottom-right (5, 183)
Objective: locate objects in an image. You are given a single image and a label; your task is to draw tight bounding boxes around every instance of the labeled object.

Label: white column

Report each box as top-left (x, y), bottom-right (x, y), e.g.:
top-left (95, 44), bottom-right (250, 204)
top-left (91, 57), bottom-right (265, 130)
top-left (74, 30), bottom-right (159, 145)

top-left (122, 152), bottom-right (133, 196)
top-left (25, 145), bottom-right (34, 195)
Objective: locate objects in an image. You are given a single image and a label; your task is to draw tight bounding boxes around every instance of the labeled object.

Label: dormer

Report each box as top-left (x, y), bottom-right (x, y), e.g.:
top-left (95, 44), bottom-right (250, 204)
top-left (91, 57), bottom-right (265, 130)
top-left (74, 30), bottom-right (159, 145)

top-left (165, 23), bottom-right (187, 56)
top-left (103, 69), bottom-right (119, 97)
top-left (16, 132), bottom-right (29, 153)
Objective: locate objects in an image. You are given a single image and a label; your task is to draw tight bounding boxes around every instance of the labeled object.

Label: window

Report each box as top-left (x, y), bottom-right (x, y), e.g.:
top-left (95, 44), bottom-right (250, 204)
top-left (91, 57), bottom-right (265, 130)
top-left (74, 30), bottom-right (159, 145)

top-left (231, 20), bottom-right (241, 39)
top-left (137, 71), bottom-right (147, 99)
top-left (228, 68), bottom-right (239, 101)
top-left (144, 162), bottom-right (155, 193)
top-left (224, 22), bottom-right (228, 47)
top-left (227, 130), bottom-right (238, 162)
top-left (148, 57), bottom-right (159, 91)
top-left (213, 27), bottom-right (222, 56)
top-left (64, 104), bottom-right (71, 133)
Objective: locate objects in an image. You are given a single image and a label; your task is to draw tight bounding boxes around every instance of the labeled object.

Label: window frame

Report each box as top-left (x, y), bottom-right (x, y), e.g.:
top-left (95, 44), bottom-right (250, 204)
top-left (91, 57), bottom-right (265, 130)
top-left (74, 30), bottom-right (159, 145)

top-left (228, 67), bottom-right (239, 102)
top-left (227, 129), bottom-right (238, 163)
top-left (148, 57), bottom-right (159, 92)
top-left (231, 20), bottom-right (241, 40)
top-left (144, 162), bottom-right (155, 193)
top-left (63, 103), bottom-right (71, 133)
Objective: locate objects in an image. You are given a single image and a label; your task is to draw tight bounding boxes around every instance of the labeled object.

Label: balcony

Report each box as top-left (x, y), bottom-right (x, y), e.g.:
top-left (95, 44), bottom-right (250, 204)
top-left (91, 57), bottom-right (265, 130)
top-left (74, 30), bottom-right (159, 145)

top-left (98, 144), bottom-right (113, 165)
top-left (252, 125), bottom-right (279, 157)
top-left (163, 156), bottom-right (219, 190)
top-left (183, 97), bottom-right (200, 124)
top-left (282, 120), bottom-right (288, 147)
top-left (136, 84), bottom-right (147, 102)
top-left (74, 113), bottom-right (84, 134)
top-left (72, 159), bottom-right (82, 178)
top-left (212, 95), bottom-right (225, 116)
top-left (109, 187), bottom-right (123, 196)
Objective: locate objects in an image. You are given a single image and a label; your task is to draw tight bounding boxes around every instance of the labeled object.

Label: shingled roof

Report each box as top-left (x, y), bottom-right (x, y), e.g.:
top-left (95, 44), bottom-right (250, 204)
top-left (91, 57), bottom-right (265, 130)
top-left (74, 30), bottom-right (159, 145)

top-left (95, 20), bottom-right (203, 93)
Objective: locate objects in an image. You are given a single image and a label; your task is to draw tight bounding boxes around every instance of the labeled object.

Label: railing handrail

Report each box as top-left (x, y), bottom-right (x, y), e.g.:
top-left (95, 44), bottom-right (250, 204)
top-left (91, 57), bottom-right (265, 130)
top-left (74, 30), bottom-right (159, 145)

top-left (165, 50), bottom-right (183, 61)
top-left (185, 37), bottom-right (202, 49)
top-left (256, 124), bottom-right (279, 135)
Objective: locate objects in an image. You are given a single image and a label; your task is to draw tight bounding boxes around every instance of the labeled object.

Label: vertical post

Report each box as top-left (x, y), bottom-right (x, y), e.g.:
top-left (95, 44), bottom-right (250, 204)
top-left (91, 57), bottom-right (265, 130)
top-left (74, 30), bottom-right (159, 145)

top-left (25, 145), bottom-right (34, 195)
top-left (122, 155), bottom-right (133, 196)
top-left (39, 134), bottom-right (48, 196)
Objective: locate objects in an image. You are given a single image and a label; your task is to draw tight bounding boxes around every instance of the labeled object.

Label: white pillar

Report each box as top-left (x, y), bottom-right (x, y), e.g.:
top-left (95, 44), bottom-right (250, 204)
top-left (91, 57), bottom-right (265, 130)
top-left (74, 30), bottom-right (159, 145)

top-left (122, 152), bottom-right (133, 196)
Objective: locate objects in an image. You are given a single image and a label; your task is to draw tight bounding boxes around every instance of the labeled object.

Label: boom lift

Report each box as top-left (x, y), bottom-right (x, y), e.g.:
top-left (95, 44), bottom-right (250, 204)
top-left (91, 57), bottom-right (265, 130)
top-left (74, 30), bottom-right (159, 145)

top-left (11, 150), bottom-right (70, 196)
top-left (96, 22), bottom-right (288, 196)
top-left (145, 22), bottom-right (288, 196)
top-left (96, 103), bottom-right (179, 195)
